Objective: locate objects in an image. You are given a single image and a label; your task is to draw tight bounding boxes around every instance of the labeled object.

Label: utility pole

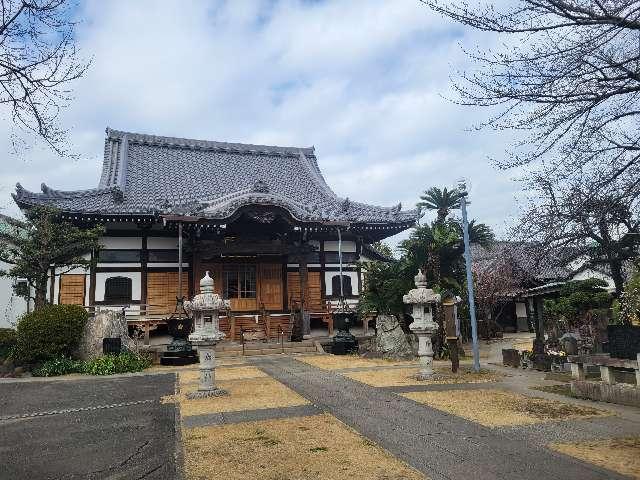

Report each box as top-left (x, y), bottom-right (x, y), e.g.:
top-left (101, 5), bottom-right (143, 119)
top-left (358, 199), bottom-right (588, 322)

top-left (458, 180), bottom-right (480, 372)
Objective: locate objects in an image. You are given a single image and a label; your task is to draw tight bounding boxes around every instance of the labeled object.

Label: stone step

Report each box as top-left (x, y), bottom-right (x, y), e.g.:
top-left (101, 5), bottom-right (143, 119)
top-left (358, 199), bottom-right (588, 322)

top-left (216, 345), bottom-right (317, 357)
top-left (217, 341), bottom-right (315, 352)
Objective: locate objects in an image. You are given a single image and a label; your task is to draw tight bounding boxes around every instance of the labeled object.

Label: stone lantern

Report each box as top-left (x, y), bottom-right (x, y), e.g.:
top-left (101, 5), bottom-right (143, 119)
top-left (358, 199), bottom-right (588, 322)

top-left (403, 269), bottom-right (441, 379)
top-left (183, 271), bottom-right (230, 398)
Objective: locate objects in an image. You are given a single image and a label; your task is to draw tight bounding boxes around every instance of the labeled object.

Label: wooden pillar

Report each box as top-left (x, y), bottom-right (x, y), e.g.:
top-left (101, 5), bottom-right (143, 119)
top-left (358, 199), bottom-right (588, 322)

top-left (49, 265), bottom-right (56, 304)
top-left (140, 235), bottom-right (148, 309)
top-left (319, 240), bottom-right (326, 302)
top-left (299, 256), bottom-right (310, 338)
top-left (89, 250), bottom-right (96, 309)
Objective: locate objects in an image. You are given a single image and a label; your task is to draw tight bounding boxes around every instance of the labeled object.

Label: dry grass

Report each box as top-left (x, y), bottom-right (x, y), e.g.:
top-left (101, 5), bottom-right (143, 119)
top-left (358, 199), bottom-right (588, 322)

top-left (512, 340), bottom-right (533, 351)
top-left (179, 366), bottom-right (268, 387)
top-left (183, 413), bottom-right (426, 480)
top-left (401, 389), bottom-right (609, 427)
top-left (296, 354), bottom-right (415, 370)
top-left (177, 376), bottom-right (309, 417)
top-left (550, 437), bottom-right (640, 479)
top-left (344, 366), bottom-right (501, 387)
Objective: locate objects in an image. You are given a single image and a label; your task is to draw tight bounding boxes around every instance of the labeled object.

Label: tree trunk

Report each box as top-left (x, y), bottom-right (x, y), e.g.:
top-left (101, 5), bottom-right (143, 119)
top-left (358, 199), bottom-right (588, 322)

top-left (34, 275), bottom-right (48, 310)
top-left (608, 258), bottom-right (625, 298)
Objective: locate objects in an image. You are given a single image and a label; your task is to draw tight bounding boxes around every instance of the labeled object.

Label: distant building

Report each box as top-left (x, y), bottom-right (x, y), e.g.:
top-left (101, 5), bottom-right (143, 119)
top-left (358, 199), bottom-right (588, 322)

top-left (471, 241), bottom-right (618, 334)
top-left (0, 214), bottom-right (31, 328)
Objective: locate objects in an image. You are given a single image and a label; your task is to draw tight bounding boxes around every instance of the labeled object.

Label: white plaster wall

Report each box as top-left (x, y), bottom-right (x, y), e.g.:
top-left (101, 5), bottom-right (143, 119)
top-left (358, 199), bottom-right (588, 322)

top-left (324, 271), bottom-right (359, 296)
top-left (95, 272), bottom-right (141, 302)
top-left (515, 302), bottom-right (527, 318)
top-left (0, 264), bottom-right (30, 327)
top-left (324, 240), bottom-right (356, 252)
top-left (101, 236), bottom-right (142, 249)
top-left (147, 237), bottom-right (179, 249)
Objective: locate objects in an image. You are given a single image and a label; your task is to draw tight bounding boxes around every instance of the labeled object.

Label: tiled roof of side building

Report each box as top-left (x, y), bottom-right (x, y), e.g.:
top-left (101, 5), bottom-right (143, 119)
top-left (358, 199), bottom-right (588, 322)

top-left (13, 128), bottom-right (418, 226)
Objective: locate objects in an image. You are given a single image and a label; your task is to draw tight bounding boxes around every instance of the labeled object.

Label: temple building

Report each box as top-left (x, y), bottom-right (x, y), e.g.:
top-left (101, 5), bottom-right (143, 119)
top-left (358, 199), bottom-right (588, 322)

top-left (13, 128), bottom-right (417, 339)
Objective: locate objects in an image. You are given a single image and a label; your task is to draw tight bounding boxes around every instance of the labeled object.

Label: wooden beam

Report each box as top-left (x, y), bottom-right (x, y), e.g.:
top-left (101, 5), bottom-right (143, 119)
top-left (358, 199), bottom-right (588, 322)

top-left (140, 235), bottom-right (148, 307)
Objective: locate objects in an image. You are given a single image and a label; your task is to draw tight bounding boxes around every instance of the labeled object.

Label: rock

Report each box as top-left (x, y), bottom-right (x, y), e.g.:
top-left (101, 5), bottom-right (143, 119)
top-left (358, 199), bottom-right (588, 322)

top-left (13, 366), bottom-right (24, 376)
top-left (76, 309), bottom-right (137, 360)
top-left (361, 315), bottom-right (416, 360)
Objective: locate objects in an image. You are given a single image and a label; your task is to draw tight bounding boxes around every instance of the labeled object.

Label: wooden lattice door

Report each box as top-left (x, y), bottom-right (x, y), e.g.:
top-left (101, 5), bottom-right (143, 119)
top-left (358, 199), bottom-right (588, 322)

top-left (59, 274), bottom-right (86, 305)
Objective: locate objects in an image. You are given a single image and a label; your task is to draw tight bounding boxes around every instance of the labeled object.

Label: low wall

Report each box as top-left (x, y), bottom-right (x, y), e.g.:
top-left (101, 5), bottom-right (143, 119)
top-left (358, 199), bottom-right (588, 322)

top-left (571, 380), bottom-right (640, 407)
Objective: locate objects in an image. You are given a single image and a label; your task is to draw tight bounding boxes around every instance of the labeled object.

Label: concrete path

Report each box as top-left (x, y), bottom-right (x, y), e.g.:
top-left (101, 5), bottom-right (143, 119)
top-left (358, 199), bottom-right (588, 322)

top-left (254, 356), bottom-right (629, 480)
top-left (0, 374), bottom-right (179, 480)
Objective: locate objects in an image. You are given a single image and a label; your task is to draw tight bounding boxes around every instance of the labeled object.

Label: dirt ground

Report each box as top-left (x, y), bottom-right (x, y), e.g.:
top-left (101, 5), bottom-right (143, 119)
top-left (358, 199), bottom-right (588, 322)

top-left (401, 389), bottom-right (610, 427)
top-left (550, 437), bottom-right (640, 479)
top-left (343, 366), bottom-right (501, 387)
top-left (183, 413), bottom-right (426, 480)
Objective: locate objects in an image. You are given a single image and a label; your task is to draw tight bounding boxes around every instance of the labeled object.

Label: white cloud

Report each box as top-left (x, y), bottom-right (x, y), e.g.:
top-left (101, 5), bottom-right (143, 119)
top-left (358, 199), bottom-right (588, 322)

top-left (0, 0), bottom-right (522, 246)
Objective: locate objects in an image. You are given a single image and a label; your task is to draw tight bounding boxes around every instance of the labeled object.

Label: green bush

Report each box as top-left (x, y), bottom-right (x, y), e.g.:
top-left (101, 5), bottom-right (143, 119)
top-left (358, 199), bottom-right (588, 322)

top-left (0, 328), bottom-right (17, 358)
top-left (84, 352), bottom-right (152, 376)
top-left (32, 356), bottom-right (85, 377)
top-left (33, 352), bottom-right (152, 377)
top-left (14, 304), bottom-right (88, 364)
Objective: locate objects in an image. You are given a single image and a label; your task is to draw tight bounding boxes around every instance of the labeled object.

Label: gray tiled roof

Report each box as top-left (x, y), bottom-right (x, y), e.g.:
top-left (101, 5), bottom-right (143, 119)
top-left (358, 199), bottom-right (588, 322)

top-left (13, 128), bottom-right (418, 226)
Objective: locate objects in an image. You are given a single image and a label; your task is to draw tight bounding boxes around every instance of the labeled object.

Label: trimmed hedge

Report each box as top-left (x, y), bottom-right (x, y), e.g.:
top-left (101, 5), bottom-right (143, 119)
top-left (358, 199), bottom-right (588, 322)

top-left (14, 304), bottom-right (88, 364)
top-left (33, 352), bottom-right (152, 377)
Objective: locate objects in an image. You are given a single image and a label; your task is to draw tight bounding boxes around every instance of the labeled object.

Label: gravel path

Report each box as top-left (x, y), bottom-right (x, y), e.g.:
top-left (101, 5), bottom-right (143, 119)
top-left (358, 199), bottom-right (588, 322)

top-left (254, 356), bottom-right (629, 480)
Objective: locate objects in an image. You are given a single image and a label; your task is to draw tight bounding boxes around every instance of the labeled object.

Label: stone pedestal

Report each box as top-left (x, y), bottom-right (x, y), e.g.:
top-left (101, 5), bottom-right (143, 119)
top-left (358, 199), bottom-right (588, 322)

top-left (187, 343), bottom-right (226, 399)
top-left (413, 327), bottom-right (434, 379)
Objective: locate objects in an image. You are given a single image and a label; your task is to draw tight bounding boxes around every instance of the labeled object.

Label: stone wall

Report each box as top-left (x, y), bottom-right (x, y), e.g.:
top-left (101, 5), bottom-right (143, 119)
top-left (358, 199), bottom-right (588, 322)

top-left (571, 380), bottom-right (640, 407)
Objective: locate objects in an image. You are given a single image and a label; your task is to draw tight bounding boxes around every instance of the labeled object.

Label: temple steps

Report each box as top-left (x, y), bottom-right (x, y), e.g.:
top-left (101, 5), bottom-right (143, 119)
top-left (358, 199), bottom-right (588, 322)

top-left (215, 340), bottom-right (318, 357)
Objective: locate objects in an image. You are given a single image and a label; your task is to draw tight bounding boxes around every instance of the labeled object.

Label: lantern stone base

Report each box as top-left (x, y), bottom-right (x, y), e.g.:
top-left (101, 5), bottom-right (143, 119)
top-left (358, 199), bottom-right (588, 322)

top-left (186, 388), bottom-right (228, 399)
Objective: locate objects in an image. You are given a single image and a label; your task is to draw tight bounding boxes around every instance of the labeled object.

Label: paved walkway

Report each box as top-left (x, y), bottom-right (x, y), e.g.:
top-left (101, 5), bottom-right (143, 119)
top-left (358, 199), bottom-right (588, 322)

top-left (0, 374), bottom-right (179, 480)
top-left (253, 356), bottom-right (629, 480)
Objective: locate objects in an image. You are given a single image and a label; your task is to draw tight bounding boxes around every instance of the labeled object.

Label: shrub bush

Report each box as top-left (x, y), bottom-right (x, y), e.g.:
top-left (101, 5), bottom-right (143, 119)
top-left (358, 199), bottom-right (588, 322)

top-left (32, 356), bottom-right (85, 377)
top-left (84, 352), bottom-right (152, 376)
top-left (0, 328), bottom-right (17, 358)
top-left (14, 304), bottom-right (88, 364)
top-left (33, 352), bottom-right (152, 377)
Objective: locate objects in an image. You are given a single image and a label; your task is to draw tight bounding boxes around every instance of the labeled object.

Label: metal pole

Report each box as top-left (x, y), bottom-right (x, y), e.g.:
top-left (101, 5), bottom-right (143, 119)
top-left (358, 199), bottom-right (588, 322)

top-left (337, 227), bottom-right (344, 298)
top-left (459, 184), bottom-right (480, 372)
top-left (178, 221), bottom-right (183, 299)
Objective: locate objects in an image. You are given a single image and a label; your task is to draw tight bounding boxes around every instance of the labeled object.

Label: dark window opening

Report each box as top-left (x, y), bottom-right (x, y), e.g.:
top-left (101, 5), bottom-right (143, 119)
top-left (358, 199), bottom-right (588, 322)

top-left (104, 276), bottom-right (132, 304)
top-left (147, 249), bottom-right (179, 262)
top-left (324, 252), bottom-right (358, 264)
top-left (331, 274), bottom-right (353, 296)
top-left (98, 250), bottom-right (141, 262)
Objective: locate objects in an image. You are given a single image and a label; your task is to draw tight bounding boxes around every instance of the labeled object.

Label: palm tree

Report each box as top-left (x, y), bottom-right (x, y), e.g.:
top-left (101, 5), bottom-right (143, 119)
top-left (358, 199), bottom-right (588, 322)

top-left (467, 220), bottom-right (495, 247)
top-left (418, 187), bottom-right (463, 223)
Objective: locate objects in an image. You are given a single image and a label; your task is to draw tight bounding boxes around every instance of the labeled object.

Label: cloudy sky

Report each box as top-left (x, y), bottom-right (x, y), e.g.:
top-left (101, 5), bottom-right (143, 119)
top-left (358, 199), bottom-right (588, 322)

top-left (1, 0), bottom-right (524, 249)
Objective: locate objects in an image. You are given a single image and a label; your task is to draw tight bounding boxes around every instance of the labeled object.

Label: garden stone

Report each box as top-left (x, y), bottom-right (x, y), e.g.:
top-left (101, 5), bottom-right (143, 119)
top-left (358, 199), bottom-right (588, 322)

top-left (13, 366), bottom-right (24, 376)
top-left (368, 314), bottom-right (415, 359)
top-left (77, 309), bottom-right (136, 360)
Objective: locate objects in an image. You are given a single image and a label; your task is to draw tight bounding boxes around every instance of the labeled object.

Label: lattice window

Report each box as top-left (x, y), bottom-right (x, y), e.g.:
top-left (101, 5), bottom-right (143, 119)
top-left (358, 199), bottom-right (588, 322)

top-left (223, 265), bottom-right (256, 299)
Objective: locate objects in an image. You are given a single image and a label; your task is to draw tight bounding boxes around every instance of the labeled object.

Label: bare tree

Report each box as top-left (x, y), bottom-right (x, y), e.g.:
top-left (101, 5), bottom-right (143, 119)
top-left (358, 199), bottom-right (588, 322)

top-left (421, 0), bottom-right (640, 285)
top-left (420, 1), bottom-right (640, 195)
top-left (1, 0), bottom-right (89, 155)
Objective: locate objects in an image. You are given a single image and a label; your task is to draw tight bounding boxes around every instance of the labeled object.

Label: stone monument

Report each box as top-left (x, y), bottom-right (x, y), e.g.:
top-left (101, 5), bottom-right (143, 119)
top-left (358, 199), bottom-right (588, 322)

top-left (183, 272), bottom-right (230, 398)
top-left (403, 270), bottom-right (441, 379)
